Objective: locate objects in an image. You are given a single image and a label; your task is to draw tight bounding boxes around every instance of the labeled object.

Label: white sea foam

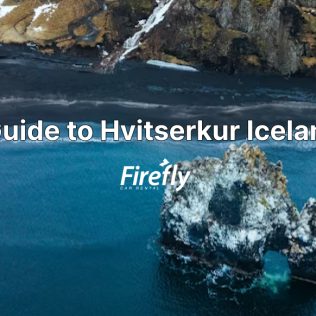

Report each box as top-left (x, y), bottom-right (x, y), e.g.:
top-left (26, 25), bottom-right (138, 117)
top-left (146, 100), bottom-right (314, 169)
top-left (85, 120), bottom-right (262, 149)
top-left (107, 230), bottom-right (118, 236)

top-left (221, 101), bottom-right (316, 114)
top-left (1, 97), bottom-right (315, 113)
top-left (2, 133), bottom-right (316, 157)
top-left (0, 136), bottom-right (130, 144)
top-left (0, 97), bottom-right (170, 109)
top-left (0, 97), bottom-right (315, 151)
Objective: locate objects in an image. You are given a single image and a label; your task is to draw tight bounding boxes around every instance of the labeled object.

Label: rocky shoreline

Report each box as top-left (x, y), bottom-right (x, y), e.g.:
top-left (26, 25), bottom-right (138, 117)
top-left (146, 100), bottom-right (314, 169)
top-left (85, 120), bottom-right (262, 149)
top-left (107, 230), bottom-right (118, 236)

top-left (0, 0), bottom-right (315, 76)
top-left (160, 144), bottom-right (316, 283)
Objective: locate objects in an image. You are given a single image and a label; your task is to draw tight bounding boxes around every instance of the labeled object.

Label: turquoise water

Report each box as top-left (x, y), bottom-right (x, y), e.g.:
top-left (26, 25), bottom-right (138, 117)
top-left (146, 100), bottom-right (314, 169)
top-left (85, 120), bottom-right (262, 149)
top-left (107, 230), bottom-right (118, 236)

top-left (1, 137), bottom-right (316, 315)
top-left (257, 251), bottom-right (291, 294)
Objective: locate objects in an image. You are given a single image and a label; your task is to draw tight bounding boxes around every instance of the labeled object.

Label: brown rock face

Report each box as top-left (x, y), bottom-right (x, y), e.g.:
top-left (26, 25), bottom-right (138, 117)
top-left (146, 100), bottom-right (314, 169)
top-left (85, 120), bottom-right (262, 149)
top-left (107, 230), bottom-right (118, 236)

top-left (0, 0), bottom-right (155, 49)
top-left (0, 0), bottom-right (106, 48)
top-left (0, 0), bottom-right (316, 76)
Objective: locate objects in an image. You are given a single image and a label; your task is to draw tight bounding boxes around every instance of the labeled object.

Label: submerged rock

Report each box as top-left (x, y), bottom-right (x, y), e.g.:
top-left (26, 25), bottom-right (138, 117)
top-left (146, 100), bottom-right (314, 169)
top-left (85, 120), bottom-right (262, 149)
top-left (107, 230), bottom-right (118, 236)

top-left (161, 144), bottom-right (316, 281)
top-left (0, 0), bottom-right (315, 76)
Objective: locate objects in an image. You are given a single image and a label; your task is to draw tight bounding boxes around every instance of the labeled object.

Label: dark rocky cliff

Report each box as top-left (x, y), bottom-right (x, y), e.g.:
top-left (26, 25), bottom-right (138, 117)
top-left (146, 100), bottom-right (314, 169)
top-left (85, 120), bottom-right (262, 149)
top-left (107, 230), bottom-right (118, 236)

top-left (0, 0), bottom-right (315, 75)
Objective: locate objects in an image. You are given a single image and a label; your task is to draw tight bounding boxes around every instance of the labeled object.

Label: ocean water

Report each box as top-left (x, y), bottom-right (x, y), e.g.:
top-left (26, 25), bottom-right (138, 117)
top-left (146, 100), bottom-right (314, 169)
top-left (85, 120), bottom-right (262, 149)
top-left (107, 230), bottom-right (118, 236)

top-left (1, 53), bottom-right (316, 315)
top-left (1, 137), bottom-right (316, 315)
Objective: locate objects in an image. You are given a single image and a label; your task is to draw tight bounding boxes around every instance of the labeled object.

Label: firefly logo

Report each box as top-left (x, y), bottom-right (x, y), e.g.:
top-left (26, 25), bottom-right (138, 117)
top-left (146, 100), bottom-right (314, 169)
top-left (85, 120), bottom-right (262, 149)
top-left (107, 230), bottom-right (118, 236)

top-left (120, 159), bottom-right (191, 191)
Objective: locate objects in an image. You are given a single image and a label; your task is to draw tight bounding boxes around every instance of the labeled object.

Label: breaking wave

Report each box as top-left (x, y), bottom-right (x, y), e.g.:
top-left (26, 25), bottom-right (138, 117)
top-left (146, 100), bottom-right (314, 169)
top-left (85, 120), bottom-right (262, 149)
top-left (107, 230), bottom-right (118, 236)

top-left (160, 249), bottom-right (291, 298)
top-left (0, 96), bottom-right (170, 109)
top-left (0, 96), bottom-right (315, 109)
top-left (1, 128), bottom-right (316, 152)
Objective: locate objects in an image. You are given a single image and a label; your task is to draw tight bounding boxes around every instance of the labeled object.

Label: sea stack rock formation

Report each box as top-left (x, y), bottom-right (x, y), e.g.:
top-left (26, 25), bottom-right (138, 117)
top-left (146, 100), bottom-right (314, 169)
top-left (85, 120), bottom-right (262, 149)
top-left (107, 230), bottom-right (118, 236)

top-left (0, 0), bottom-right (315, 76)
top-left (160, 144), bottom-right (316, 281)
top-left (288, 199), bottom-right (316, 281)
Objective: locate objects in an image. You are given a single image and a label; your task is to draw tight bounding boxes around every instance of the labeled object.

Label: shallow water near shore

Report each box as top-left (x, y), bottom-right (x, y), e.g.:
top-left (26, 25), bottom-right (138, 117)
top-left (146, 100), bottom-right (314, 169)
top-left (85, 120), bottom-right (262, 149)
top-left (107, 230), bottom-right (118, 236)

top-left (1, 54), bottom-right (316, 315)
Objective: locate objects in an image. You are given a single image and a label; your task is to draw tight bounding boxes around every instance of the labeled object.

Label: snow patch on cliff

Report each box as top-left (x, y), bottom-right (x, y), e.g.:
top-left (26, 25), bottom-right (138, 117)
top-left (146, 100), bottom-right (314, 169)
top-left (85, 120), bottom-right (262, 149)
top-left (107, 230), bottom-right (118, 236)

top-left (147, 60), bottom-right (198, 72)
top-left (0, 0), bottom-right (17, 18)
top-left (120, 0), bottom-right (175, 60)
top-left (33, 3), bottom-right (59, 22)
